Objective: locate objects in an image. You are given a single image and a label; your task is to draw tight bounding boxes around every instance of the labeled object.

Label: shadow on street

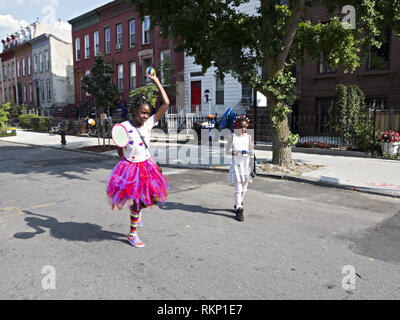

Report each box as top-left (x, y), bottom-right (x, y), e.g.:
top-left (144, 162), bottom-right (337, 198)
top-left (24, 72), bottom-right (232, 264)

top-left (13, 211), bottom-right (126, 244)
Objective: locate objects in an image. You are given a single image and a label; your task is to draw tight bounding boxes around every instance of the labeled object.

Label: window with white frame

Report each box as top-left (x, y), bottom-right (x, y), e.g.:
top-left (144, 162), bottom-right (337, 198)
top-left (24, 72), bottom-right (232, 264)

top-left (29, 83), bottom-right (33, 102)
top-left (84, 35), bottom-right (90, 59)
top-left (116, 24), bottom-right (123, 49)
top-left (105, 28), bottom-right (110, 54)
top-left (75, 38), bottom-right (81, 61)
top-left (24, 85), bottom-right (27, 102)
top-left (39, 53), bottom-right (43, 72)
top-left (216, 77), bottom-right (224, 105)
top-left (40, 80), bottom-right (45, 101)
top-left (94, 31), bottom-right (99, 56)
top-left (142, 16), bottom-right (151, 44)
top-left (22, 58), bottom-right (26, 76)
top-left (117, 64), bottom-right (123, 92)
top-left (46, 79), bottom-right (51, 101)
top-left (45, 50), bottom-right (49, 70)
top-left (160, 50), bottom-right (171, 85)
top-left (17, 60), bottom-right (20, 77)
top-left (130, 61), bottom-right (136, 90)
top-left (129, 19), bottom-right (135, 47)
top-left (33, 55), bottom-right (37, 73)
top-left (85, 70), bottom-right (90, 96)
top-left (3, 65), bottom-right (5, 81)
top-left (28, 56), bottom-right (31, 75)
top-left (12, 62), bottom-right (15, 78)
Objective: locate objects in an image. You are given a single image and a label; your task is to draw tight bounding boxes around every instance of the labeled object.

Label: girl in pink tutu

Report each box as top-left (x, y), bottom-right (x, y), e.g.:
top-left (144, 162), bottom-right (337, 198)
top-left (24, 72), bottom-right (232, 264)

top-left (106, 71), bottom-right (170, 247)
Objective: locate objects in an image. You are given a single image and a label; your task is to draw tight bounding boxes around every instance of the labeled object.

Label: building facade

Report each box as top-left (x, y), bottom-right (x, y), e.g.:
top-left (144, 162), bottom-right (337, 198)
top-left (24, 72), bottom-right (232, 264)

top-left (29, 33), bottom-right (74, 115)
top-left (294, 5), bottom-right (400, 136)
top-left (68, 0), bottom-right (185, 110)
top-left (0, 21), bottom-right (73, 114)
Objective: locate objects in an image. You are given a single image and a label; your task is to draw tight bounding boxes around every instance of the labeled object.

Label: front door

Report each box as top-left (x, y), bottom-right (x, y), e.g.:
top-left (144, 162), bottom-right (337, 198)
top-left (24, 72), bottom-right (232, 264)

top-left (191, 81), bottom-right (201, 113)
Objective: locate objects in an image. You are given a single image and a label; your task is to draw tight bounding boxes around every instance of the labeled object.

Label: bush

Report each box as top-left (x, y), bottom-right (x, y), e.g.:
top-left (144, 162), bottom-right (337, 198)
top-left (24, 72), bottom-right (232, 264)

top-left (31, 116), bottom-right (50, 132)
top-left (18, 114), bottom-right (38, 129)
top-left (18, 114), bottom-right (51, 132)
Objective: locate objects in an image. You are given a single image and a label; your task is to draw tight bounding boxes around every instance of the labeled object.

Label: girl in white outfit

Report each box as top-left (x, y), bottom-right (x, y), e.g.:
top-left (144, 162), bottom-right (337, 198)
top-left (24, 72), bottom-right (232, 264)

top-left (226, 116), bottom-right (254, 221)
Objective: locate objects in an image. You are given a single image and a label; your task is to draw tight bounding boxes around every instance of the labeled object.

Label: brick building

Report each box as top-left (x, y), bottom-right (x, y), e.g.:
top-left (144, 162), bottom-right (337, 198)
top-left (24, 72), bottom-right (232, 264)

top-left (294, 5), bottom-right (400, 136)
top-left (68, 0), bottom-right (185, 110)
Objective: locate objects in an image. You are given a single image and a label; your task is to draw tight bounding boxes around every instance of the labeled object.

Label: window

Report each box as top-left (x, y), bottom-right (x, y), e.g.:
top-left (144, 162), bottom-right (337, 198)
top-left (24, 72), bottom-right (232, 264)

top-left (160, 50), bottom-right (171, 85)
top-left (8, 64), bottom-right (10, 79)
top-left (216, 77), bottom-right (224, 105)
top-left (317, 51), bottom-right (334, 74)
top-left (84, 35), bottom-right (90, 59)
top-left (143, 57), bottom-right (152, 85)
top-left (142, 16), bottom-right (151, 44)
top-left (28, 56), bottom-right (31, 75)
top-left (116, 24), bottom-right (123, 49)
top-left (33, 55), bottom-right (37, 73)
top-left (12, 62), bottom-right (15, 78)
top-left (39, 53), bottom-right (43, 72)
top-left (241, 83), bottom-right (253, 106)
top-left (40, 81), bottom-right (45, 101)
top-left (45, 50), bottom-right (49, 70)
top-left (23, 85), bottom-right (27, 102)
top-left (129, 20), bottom-right (135, 47)
top-left (105, 28), bottom-right (110, 54)
top-left (75, 38), bottom-right (81, 61)
top-left (130, 61), bottom-right (136, 90)
top-left (46, 79), bottom-right (51, 101)
top-left (117, 64), bottom-right (123, 92)
top-left (29, 83), bottom-right (33, 102)
top-left (2, 66), bottom-right (5, 81)
top-left (85, 70), bottom-right (90, 96)
top-left (17, 60), bottom-right (20, 77)
top-left (22, 58), bottom-right (26, 76)
top-left (94, 31), bottom-right (99, 56)
top-left (368, 27), bottom-right (391, 70)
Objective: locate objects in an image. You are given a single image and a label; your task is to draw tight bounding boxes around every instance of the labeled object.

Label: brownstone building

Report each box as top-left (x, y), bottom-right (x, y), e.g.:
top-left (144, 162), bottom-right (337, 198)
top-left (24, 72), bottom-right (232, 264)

top-left (295, 5), bottom-right (400, 136)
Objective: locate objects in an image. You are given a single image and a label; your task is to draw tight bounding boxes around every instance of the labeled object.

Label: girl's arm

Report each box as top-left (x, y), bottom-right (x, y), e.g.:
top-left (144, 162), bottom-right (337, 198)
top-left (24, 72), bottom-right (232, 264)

top-left (147, 72), bottom-right (170, 123)
top-left (249, 134), bottom-right (254, 154)
top-left (117, 147), bottom-right (124, 158)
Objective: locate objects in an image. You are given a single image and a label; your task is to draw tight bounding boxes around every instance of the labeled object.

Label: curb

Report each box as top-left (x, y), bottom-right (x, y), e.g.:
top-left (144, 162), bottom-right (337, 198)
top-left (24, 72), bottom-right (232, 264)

top-left (1, 139), bottom-right (399, 198)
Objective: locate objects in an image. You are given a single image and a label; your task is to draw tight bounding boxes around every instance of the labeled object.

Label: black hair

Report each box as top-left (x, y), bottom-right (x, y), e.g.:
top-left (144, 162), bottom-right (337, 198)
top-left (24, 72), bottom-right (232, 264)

top-left (129, 94), bottom-right (154, 115)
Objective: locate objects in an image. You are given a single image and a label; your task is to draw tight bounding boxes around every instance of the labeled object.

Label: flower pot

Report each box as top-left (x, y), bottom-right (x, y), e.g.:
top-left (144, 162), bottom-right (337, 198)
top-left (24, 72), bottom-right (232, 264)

top-left (380, 142), bottom-right (400, 156)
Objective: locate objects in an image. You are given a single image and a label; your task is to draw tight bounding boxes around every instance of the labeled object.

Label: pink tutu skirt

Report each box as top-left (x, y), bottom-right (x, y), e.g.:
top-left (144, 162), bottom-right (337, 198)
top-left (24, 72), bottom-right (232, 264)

top-left (106, 157), bottom-right (169, 211)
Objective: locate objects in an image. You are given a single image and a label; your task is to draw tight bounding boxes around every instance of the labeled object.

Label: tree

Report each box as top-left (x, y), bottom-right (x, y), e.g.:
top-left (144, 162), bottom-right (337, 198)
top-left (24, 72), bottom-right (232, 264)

top-left (82, 53), bottom-right (118, 115)
top-left (81, 53), bottom-right (118, 144)
top-left (331, 84), bottom-right (374, 152)
top-left (125, 0), bottom-right (400, 165)
top-left (0, 103), bottom-right (11, 131)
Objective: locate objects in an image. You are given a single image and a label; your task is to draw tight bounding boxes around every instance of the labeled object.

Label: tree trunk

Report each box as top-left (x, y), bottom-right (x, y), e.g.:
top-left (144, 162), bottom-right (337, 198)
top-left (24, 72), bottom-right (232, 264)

top-left (271, 117), bottom-right (292, 166)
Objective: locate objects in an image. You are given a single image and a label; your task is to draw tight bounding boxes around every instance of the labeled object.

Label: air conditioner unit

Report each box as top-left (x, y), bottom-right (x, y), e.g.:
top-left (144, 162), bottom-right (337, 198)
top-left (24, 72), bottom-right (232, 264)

top-left (116, 43), bottom-right (122, 50)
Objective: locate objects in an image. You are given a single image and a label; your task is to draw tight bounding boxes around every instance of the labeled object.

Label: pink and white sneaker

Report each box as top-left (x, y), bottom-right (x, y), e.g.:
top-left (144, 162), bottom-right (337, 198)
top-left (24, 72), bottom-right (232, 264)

top-left (127, 234), bottom-right (145, 248)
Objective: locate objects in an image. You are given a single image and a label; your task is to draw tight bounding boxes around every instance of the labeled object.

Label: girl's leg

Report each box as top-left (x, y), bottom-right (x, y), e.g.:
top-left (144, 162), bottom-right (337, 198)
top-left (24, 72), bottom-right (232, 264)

top-left (128, 205), bottom-right (145, 247)
top-left (234, 182), bottom-right (243, 210)
top-left (241, 182), bottom-right (249, 204)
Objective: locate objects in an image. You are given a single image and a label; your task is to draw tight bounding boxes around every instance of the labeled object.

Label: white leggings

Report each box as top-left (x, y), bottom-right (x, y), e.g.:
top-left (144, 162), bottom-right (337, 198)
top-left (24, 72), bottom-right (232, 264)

top-left (234, 182), bottom-right (249, 209)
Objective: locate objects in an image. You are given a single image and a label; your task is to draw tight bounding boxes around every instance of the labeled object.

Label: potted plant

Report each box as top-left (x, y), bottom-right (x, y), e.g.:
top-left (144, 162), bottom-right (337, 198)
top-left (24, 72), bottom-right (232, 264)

top-left (377, 130), bottom-right (400, 156)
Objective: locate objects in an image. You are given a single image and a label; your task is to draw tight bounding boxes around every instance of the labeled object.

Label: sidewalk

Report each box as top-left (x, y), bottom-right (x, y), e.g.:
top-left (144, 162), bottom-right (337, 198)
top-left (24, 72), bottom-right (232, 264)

top-left (1, 129), bottom-right (399, 197)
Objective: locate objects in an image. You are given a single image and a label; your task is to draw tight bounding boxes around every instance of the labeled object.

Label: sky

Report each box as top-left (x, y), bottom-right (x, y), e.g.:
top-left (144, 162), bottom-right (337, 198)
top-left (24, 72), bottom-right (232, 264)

top-left (0, 0), bottom-right (112, 45)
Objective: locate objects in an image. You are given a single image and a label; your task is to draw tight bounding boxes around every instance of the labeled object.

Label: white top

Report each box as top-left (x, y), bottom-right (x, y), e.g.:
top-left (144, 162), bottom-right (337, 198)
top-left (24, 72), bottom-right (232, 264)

top-left (121, 115), bottom-right (158, 163)
top-left (231, 133), bottom-right (251, 154)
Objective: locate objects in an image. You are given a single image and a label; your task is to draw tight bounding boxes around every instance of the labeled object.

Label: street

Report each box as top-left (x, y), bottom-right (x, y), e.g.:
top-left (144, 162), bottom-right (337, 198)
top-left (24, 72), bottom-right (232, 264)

top-left (0, 141), bottom-right (400, 300)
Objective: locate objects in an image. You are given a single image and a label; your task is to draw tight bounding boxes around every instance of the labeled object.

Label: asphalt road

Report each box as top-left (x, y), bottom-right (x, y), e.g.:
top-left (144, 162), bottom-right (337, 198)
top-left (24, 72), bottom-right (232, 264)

top-left (0, 141), bottom-right (400, 300)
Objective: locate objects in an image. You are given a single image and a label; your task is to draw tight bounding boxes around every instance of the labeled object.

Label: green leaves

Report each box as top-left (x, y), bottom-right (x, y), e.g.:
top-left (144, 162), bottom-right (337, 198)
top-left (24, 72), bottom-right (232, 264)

top-left (81, 53), bottom-right (118, 113)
